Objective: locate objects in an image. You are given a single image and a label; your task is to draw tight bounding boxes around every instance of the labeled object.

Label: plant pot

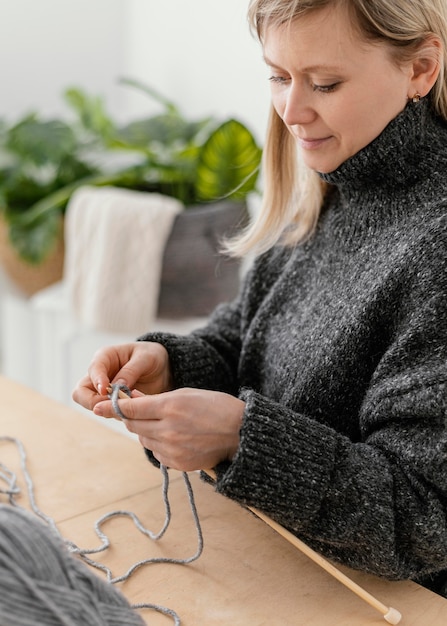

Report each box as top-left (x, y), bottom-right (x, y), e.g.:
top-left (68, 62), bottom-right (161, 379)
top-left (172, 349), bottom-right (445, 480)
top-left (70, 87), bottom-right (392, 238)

top-left (0, 216), bottom-right (65, 297)
top-left (157, 200), bottom-right (248, 318)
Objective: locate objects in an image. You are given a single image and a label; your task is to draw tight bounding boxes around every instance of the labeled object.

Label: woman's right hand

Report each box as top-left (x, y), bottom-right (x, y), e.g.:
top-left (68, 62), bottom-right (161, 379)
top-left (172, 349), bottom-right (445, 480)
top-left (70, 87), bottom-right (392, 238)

top-left (72, 341), bottom-right (173, 412)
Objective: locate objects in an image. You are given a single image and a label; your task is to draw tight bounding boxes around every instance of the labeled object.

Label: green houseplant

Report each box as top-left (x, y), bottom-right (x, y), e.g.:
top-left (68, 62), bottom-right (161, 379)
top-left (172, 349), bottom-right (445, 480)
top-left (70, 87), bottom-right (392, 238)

top-left (0, 79), bottom-right (262, 309)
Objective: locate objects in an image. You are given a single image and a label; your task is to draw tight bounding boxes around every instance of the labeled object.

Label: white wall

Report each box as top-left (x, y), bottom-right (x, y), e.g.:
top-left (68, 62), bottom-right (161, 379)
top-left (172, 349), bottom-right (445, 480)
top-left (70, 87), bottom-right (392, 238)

top-left (0, 0), bottom-right (270, 142)
top-left (0, 0), bottom-right (129, 121)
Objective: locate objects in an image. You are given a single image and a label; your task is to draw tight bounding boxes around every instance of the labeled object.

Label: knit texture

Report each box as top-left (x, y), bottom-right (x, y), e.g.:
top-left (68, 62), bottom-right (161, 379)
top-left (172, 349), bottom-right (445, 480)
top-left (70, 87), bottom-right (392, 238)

top-left (139, 100), bottom-right (447, 593)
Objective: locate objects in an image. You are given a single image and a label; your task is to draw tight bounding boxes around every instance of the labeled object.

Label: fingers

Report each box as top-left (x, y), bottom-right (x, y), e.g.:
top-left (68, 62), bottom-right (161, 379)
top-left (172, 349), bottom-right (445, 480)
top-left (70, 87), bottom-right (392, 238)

top-left (72, 342), bottom-right (170, 411)
top-left (72, 374), bottom-right (107, 410)
top-left (99, 389), bottom-right (244, 472)
top-left (87, 342), bottom-right (172, 397)
top-left (93, 393), bottom-right (162, 421)
top-left (72, 347), bottom-right (127, 409)
top-left (87, 343), bottom-right (140, 394)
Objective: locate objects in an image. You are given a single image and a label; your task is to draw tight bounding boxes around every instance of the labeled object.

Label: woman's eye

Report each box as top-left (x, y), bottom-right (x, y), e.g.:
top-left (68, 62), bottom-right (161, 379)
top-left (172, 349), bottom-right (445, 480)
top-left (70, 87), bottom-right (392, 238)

top-left (268, 75), bottom-right (289, 84)
top-left (312, 82), bottom-right (339, 93)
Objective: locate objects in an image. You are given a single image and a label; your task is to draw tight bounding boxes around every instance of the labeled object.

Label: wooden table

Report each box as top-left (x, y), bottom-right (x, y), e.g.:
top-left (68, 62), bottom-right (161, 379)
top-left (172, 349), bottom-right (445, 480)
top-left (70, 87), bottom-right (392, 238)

top-left (0, 375), bottom-right (446, 625)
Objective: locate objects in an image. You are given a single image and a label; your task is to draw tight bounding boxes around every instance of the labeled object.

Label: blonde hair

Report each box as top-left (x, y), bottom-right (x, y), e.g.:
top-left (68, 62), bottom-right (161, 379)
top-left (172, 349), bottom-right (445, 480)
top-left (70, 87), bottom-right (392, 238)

top-left (226, 0), bottom-right (447, 257)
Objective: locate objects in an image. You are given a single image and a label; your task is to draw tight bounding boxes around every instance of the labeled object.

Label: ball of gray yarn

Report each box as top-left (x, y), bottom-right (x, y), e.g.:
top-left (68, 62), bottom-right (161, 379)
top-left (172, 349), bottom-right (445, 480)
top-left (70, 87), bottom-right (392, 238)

top-left (0, 504), bottom-right (145, 626)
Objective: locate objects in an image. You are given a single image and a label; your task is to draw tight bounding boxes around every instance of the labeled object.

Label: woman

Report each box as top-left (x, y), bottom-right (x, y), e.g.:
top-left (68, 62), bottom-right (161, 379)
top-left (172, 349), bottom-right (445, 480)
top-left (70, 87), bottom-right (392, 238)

top-left (74, 0), bottom-right (447, 595)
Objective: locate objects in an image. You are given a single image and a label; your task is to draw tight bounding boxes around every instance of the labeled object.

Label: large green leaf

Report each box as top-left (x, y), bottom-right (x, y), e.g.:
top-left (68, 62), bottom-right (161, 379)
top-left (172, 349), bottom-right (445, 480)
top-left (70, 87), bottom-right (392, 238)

top-left (2, 171), bottom-right (55, 215)
top-left (8, 209), bottom-right (62, 264)
top-left (64, 88), bottom-right (115, 144)
top-left (6, 115), bottom-right (77, 166)
top-left (116, 115), bottom-right (214, 149)
top-left (195, 119), bottom-right (261, 202)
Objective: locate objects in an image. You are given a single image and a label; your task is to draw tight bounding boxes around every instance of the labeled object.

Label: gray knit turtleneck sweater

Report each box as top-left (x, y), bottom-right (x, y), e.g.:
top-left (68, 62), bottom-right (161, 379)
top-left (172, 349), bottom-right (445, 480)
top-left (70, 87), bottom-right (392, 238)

top-left (140, 99), bottom-right (447, 594)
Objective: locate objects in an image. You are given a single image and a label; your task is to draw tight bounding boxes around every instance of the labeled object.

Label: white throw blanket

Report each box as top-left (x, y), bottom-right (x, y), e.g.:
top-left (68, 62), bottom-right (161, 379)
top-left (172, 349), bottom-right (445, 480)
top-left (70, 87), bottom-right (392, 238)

top-left (63, 185), bottom-right (183, 334)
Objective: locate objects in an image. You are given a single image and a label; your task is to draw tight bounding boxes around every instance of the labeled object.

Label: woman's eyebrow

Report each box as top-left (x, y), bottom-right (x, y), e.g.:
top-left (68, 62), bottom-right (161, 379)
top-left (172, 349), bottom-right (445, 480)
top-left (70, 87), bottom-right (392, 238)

top-left (263, 54), bottom-right (343, 74)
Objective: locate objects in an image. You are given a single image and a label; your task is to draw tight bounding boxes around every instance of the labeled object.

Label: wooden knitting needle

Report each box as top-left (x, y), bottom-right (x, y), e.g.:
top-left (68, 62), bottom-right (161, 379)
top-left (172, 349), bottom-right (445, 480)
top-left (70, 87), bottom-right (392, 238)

top-left (204, 469), bottom-right (402, 624)
top-left (108, 386), bottom-right (402, 624)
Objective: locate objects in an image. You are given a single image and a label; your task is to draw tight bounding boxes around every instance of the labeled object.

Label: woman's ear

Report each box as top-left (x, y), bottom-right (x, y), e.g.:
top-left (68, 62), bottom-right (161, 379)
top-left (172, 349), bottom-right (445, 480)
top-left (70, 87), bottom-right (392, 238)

top-left (408, 35), bottom-right (443, 98)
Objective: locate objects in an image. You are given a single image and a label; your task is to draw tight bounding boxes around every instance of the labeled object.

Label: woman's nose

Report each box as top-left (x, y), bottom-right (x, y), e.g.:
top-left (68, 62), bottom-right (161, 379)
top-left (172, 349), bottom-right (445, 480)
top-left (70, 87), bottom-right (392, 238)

top-left (281, 82), bottom-right (316, 126)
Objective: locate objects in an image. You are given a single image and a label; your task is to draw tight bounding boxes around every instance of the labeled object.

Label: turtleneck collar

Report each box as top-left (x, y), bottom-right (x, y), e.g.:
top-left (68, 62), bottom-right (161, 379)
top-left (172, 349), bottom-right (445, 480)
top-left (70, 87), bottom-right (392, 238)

top-left (306, 98), bottom-right (447, 247)
top-left (319, 98), bottom-right (447, 195)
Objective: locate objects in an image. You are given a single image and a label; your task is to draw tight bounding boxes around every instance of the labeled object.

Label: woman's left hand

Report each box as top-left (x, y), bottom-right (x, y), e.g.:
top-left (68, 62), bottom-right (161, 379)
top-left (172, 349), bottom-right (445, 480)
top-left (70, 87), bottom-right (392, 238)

top-left (94, 388), bottom-right (245, 471)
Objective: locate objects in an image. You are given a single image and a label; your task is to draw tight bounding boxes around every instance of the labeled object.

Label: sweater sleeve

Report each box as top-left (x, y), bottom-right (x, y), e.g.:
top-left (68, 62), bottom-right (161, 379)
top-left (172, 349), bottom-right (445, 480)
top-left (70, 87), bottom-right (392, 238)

top-left (216, 386), bottom-right (447, 586)
top-left (137, 297), bottom-right (242, 394)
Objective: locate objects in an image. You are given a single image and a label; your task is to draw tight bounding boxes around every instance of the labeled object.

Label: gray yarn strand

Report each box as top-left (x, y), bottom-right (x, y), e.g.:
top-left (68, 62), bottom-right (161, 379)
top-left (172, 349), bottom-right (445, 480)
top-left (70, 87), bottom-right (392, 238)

top-left (0, 392), bottom-right (205, 626)
top-left (0, 436), bottom-right (60, 536)
top-left (69, 468), bottom-right (203, 586)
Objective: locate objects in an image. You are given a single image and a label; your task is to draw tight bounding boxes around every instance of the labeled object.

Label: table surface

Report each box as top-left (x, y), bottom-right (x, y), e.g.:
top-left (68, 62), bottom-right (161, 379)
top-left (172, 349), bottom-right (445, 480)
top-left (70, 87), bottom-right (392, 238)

top-left (0, 375), bottom-right (446, 626)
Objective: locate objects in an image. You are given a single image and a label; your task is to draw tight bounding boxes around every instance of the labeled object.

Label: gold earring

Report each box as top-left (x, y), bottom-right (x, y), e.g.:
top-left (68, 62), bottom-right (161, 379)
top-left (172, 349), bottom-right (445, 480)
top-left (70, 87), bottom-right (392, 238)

top-left (411, 92), bottom-right (422, 103)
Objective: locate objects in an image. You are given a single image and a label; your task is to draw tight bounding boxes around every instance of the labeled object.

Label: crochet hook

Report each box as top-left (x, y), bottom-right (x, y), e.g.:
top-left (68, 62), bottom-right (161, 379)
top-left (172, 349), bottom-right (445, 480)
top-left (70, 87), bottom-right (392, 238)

top-left (108, 385), bottom-right (402, 624)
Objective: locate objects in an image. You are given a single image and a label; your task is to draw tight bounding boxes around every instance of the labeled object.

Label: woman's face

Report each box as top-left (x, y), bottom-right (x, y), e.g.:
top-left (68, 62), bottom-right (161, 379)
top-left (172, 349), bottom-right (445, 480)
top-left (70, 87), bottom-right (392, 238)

top-left (263, 5), bottom-right (414, 173)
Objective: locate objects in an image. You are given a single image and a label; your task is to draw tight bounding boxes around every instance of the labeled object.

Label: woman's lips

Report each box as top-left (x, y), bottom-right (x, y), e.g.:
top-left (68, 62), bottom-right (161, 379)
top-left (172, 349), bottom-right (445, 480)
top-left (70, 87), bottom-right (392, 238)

top-left (297, 136), bottom-right (333, 150)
